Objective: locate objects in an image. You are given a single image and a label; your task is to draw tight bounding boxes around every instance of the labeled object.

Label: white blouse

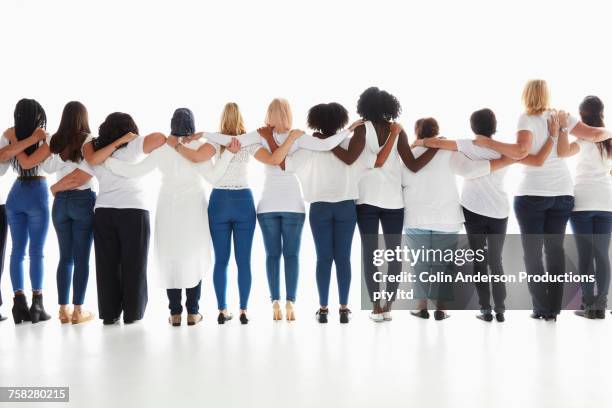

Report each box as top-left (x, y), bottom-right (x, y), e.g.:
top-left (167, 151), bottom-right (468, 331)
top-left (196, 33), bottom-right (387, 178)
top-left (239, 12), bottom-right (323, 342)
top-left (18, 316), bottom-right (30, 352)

top-left (402, 148), bottom-right (490, 232)
top-left (205, 130), bottom-right (350, 213)
top-left (573, 139), bottom-right (612, 212)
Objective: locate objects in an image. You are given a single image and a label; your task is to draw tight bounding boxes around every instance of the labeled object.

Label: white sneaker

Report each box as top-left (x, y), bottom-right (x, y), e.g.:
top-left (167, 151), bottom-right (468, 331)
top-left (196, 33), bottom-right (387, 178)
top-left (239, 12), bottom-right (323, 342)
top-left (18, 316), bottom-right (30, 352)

top-left (383, 311), bottom-right (392, 321)
top-left (369, 312), bottom-right (385, 322)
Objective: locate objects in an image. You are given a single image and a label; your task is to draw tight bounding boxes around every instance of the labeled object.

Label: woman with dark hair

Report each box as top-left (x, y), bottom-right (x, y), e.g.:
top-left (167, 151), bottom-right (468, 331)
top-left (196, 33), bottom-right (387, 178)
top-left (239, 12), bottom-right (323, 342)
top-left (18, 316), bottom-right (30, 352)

top-left (284, 102), bottom-right (377, 323)
top-left (82, 112), bottom-right (165, 325)
top-left (555, 97), bottom-right (612, 319)
top-left (1, 98), bottom-right (55, 323)
top-left (417, 109), bottom-right (555, 322)
top-left (0, 103), bottom-right (50, 322)
top-left (331, 87), bottom-right (437, 322)
top-left (404, 117), bottom-right (513, 321)
top-left (104, 108), bottom-right (239, 326)
top-left (38, 101), bottom-right (97, 324)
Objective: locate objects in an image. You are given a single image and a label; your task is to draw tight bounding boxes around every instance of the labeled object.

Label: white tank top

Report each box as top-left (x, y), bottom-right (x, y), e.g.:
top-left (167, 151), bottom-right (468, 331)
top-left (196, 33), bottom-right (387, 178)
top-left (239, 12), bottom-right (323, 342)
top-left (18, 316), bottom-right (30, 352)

top-left (356, 121), bottom-right (404, 209)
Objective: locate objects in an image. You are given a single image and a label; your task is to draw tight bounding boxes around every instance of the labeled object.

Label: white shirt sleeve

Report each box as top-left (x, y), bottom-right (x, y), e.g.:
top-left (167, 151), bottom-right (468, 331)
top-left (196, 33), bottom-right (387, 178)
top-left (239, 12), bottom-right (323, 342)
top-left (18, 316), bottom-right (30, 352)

top-left (450, 152), bottom-right (491, 179)
top-left (568, 114), bottom-right (579, 131)
top-left (196, 149), bottom-right (234, 184)
top-left (456, 138), bottom-right (500, 160)
top-left (205, 130), bottom-right (261, 147)
top-left (517, 114), bottom-right (533, 132)
top-left (105, 147), bottom-right (161, 178)
top-left (285, 149), bottom-right (311, 173)
top-left (0, 135), bottom-right (11, 176)
top-left (295, 130), bottom-right (350, 151)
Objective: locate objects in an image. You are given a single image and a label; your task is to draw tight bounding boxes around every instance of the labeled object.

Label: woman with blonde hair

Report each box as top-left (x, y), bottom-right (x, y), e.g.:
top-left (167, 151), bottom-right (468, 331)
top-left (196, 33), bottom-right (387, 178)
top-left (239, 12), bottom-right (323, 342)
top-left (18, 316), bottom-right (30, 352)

top-left (476, 79), bottom-right (612, 321)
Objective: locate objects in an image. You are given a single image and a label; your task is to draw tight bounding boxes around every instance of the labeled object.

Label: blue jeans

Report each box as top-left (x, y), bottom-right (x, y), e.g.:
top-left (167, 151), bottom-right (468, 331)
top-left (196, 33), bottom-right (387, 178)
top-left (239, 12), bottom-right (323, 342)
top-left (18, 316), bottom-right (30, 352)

top-left (208, 189), bottom-right (256, 310)
top-left (514, 195), bottom-right (574, 315)
top-left (6, 179), bottom-right (50, 292)
top-left (52, 189), bottom-right (95, 305)
top-left (257, 212), bottom-right (305, 302)
top-left (404, 228), bottom-right (459, 302)
top-left (570, 210), bottom-right (612, 310)
top-left (309, 200), bottom-right (357, 307)
top-left (167, 280), bottom-right (202, 315)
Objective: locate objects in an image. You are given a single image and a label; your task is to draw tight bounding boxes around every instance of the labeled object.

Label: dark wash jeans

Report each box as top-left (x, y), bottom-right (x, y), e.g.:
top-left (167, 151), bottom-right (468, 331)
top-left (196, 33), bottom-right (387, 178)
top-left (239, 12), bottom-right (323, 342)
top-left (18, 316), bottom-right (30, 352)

top-left (167, 280), bottom-right (202, 315)
top-left (514, 195), bottom-right (574, 316)
top-left (462, 207), bottom-right (508, 314)
top-left (570, 211), bottom-right (612, 311)
top-left (52, 189), bottom-right (96, 305)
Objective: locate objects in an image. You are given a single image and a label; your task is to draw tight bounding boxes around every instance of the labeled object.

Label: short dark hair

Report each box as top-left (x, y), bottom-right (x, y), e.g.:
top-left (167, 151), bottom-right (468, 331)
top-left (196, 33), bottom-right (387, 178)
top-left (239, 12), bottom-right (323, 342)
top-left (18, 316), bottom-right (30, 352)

top-left (357, 87), bottom-right (401, 123)
top-left (414, 117), bottom-right (439, 139)
top-left (94, 112), bottom-right (139, 151)
top-left (470, 108), bottom-right (497, 138)
top-left (580, 95), bottom-right (610, 158)
top-left (307, 102), bottom-right (349, 136)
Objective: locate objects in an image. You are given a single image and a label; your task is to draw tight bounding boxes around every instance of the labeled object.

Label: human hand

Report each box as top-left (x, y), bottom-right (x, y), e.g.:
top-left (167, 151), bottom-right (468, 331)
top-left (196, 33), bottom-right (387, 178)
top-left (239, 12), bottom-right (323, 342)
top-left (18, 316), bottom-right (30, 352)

top-left (4, 128), bottom-right (17, 144)
top-left (548, 112), bottom-right (560, 138)
top-left (288, 129), bottom-right (305, 140)
top-left (473, 135), bottom-right (491, 147)
top-left (257, 126), bottom-right (274, 139)
top-left (33, 128), bottom-right (47, 142)
top-left (166, 135), bottom-right (179, 148)
top-left (118, 132), bottom-right (138, 145)
top-left (557, 110), bottom-right (569, 129)
top-left (227, 138), bottom-right (241, 154)
top-left (390, 122), bottom-right (403, 137)
top-left (348, 119), bottom-right (364, 131)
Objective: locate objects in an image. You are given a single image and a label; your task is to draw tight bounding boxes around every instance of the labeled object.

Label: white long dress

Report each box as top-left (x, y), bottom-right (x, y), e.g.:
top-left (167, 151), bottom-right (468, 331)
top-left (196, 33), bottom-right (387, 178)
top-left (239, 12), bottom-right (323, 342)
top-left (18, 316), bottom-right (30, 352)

top-left (105, 141), bottom-right (234, 289)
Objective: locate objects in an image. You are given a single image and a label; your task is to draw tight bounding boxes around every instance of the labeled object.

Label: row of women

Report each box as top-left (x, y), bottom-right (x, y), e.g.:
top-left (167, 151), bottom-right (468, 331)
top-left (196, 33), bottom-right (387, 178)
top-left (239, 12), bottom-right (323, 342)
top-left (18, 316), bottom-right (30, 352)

top-left (0, 81), bottom-right (610, 326)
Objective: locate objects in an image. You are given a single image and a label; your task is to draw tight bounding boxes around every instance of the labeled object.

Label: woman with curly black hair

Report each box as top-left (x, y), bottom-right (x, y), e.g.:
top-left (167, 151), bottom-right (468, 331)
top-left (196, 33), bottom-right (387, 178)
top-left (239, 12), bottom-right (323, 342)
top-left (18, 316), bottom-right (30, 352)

top-left (333, 87), bottom-right (438, 322)
top-left (284, 102), bottom-right (377, 323)
top-left (82, 113), bottom-right (165, 324)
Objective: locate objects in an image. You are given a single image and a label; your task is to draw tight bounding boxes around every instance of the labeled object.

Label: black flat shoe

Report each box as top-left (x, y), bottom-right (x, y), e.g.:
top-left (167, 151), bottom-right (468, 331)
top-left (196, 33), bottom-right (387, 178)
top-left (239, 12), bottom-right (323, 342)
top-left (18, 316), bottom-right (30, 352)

top-left (574, 310), bottom-right (596, 319)
top-left (476, 312), bottom-right (493, 322)
top-left (543, 314), bottom-right (557, 322)
top-left (434, 310), bottom-right (450, 321)
top-left (316, 308), bottom-right (328, 324)
top-left (217, 312), bottom-right (233, 325)
top-left (530, 312), bottom-right (544, 320)
top-left (12, 294), bottom-right (31, 324)
top-left (495, 313), bottom-right (505, 322)
top-left (595, 310), bottom-right (606, 319)
top-left (0, 314), bottom-right (7, 322)
top-left (103, 317), bottom-right (119, 325)
top-left (339, 308), bottom-right (351, 324)
top-left (239, 312), bottom-right (249, 325)
top-left (410, 309), bottom-right (430, 319)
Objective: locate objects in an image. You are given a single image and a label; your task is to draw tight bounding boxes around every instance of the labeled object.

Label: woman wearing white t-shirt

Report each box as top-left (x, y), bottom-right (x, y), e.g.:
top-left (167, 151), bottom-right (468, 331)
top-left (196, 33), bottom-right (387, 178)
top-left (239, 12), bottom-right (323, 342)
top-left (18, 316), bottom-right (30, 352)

top-left (419, 109), bottom-right (554, 322)
top-left (82, 112), bottom-right (166, 325)
top-left (556, 97), bottom-right (612, 319)
top-left (476, 80), bottom-right (612, 321)
top-left (105, 108), bottom-right (238, 326)
top-left (406, 118), bottom-right (512, 321)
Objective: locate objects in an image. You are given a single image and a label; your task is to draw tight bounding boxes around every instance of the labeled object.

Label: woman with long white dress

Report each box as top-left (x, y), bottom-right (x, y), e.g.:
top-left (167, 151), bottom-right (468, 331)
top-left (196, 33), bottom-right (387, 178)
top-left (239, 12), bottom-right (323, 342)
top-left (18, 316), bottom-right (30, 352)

top-left (105, 108), bottom-right (239, 326)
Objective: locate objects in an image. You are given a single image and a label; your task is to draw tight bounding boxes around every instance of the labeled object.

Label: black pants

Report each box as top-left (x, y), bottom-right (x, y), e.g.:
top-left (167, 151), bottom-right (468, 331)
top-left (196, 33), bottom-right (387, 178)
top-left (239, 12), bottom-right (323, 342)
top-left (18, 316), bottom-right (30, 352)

top-left (167, 280), bottom-right (202, 315)
top-left (463, 207), bottom-right (508, 313)
top-left (0, 205), bottom-right (7, 307)
top-left (93, 208), bottom-right (150, 321)
top-left (514, 195), bottom-right (574, 315)
top-left (357, 204), bottom-right (404, 304)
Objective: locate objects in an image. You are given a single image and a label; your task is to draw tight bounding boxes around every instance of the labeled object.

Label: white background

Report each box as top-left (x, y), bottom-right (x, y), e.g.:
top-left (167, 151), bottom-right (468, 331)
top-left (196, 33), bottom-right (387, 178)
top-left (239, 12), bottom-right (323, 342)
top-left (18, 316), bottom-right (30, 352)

top-left (1, 2), bottom-right (612, 407)
top-left (0, 0), bottom-right (610, 311)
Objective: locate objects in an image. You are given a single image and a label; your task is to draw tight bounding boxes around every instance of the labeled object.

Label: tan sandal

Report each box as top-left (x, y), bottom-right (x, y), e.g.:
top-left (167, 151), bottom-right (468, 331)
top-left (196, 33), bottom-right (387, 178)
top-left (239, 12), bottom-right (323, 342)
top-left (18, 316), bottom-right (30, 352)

top-left (272, 300), bottom-right (282, 321)
top-left (187, 313), bottom-right (203, 326)
top-left (286, 301), bottom-right (296, 321)
top-left (71, 308), bottom-right (94, 324)
top-left (169, 314), bottom-right (181, 326)
top-left (58, 305), bottom-right (72, 324)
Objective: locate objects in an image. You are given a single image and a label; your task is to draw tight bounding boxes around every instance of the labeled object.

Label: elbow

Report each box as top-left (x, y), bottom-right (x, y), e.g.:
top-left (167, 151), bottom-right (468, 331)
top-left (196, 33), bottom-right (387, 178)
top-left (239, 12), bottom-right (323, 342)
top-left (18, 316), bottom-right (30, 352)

top-left (514, 148), bottom-right (529, 160)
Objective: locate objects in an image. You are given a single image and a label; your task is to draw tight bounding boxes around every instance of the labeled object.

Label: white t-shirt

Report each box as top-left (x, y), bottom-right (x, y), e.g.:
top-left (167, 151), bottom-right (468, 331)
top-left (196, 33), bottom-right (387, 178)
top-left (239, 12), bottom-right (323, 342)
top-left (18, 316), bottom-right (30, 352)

top-left (515, 111), bottom-right (578, 197)
top-left (456, 139), bottom-right (509, 219)
top-left (209, 140), bottom-right (260, 190)
top-left (0, 136), bottom-right (12, 205)
top-left (402, 148), bottom-right (490, 232)
top-left (356, 121), bottom-right (404, 209)
top-left (86, 135), bottom-right (148, 210)
top-left (41, 137), bottom-right (95, 191)
top-left (573, 139), bottom-right (612, 212)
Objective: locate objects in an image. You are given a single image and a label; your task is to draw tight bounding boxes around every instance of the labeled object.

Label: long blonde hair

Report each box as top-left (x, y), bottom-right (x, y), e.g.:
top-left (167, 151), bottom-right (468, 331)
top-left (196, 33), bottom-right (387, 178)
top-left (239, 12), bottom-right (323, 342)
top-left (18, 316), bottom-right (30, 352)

top-left (265, 98), bottom-right (292, 133)
top-left (220, 102), bottom-right (246, 136)
top-left (522, 79), bottom-right (550, 116)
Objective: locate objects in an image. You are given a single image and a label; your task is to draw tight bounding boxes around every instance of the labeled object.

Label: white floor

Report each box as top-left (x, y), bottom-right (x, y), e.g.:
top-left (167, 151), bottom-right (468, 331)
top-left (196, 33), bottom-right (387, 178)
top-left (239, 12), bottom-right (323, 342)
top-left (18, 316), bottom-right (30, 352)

top-left (1, 307), bottom-right (610, 408)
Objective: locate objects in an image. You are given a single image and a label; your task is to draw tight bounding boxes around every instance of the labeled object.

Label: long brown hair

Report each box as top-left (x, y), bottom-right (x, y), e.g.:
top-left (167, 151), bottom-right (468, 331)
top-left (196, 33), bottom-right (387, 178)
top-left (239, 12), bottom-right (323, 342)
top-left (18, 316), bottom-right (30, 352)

top-left (579, 96), bottom-right (611, 159)
top-left (50, 101), bottom-right (91, 162)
